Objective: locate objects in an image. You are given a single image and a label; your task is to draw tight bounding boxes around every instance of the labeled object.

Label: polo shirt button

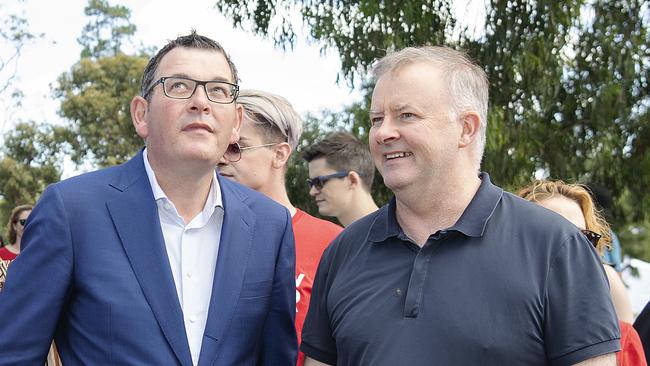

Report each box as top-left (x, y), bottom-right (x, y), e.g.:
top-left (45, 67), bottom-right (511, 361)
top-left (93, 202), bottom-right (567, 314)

top-left (189, 315), bottom-right (197, 323)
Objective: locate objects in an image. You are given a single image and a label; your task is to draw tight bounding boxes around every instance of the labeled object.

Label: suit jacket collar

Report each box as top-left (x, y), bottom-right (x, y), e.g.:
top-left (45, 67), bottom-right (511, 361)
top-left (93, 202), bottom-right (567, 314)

top-left (198, 175), bottom-right (255, 366)
top-left (106, 151), bottom-right (194, 366)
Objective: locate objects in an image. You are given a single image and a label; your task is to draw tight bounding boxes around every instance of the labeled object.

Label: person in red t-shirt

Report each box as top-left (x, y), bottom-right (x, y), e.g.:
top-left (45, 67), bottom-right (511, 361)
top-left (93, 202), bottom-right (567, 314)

top-left (218, 89), bottom-right (343, 366)
top-left (0, 204), bottom-right (33, 261)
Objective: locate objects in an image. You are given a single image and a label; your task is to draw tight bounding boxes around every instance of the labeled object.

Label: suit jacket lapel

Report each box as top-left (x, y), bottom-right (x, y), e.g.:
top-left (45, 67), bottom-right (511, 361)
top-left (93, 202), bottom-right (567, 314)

top-left (199, 177), bottom-right (255, 366)
top-left (106, 152), bottom-right (194, 366)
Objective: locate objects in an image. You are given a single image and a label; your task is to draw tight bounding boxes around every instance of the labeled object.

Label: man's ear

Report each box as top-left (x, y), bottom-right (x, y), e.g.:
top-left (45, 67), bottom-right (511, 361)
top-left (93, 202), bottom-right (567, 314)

top-left (229, 104), bottom-right (244, 145)
top-left (458, 111), bottom-right (481, 148)
top-left (131, 96), bottom-right (149, 139)
top-left (348, 171), bottom-right (362, 189)
top-left (272, 142), bottom-right (292, 169)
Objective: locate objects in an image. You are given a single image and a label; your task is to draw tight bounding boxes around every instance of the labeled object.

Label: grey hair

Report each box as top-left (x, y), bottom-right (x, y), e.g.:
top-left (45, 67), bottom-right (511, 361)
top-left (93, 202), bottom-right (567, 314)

top-left (372, 46), bottom-right (489, 166)
top-left (237, 89), bottom-right (303, 151)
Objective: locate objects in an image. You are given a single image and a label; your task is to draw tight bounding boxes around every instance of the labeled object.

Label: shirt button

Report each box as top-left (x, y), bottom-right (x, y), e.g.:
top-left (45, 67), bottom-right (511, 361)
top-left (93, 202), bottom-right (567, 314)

top-left (189, 315), bottom-right (197, 323)
top-left (186, 272), bottom-right (192, 278)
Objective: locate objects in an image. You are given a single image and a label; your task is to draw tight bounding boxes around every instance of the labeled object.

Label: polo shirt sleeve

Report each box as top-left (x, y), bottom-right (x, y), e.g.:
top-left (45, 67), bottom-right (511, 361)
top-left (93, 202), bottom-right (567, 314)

top-left (544, 232), bottom-right (621, 366)
top-left (300, 242), bottom-right (338, 365)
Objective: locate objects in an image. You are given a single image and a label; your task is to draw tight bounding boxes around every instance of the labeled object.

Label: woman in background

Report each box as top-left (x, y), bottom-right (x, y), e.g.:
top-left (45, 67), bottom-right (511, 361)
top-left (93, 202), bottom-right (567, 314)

top-left (518, 180), bottom-right (645, 366)
top-left (1, 205), bottom-right (33, 260)
top-left (0, 204), bottom-right (62, 366)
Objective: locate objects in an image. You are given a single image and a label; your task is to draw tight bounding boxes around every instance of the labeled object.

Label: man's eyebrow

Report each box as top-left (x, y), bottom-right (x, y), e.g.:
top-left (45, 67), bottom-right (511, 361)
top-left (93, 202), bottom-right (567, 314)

top-left (389, 103), bottom-right (410, 112)
top-left (167, 73), bottom-right (233, 83)
top-left (370, 104), bottom-right (411, 114)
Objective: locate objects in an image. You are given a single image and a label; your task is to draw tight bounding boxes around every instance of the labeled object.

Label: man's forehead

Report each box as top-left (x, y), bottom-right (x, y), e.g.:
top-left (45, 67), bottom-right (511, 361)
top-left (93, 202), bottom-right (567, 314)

top-left (371, 62), bottom-right (447, 109)
top-left (156, 47), bottom-right (233, 81)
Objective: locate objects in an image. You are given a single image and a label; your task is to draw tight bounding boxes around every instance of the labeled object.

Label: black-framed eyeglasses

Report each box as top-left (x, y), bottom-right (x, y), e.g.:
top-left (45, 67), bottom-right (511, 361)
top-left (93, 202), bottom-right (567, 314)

top-left (17, 219), bottom-right (27, 226)
top-left (223, 142), bottom-right (278, 162)
top-left (306, 171), bottom-right (350, 190)
top-left (581, 229), bottom-right (602, 247)
top-left (144, 76), bottom-right (239, 104)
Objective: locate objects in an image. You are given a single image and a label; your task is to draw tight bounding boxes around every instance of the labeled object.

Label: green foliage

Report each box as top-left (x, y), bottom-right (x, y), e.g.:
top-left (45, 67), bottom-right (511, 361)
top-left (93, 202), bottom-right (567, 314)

top-left (218, 0), bottom-right (650, 259)
top-left (51, 0), bottom-right (151, 167)
top-left (54, 54), bottom-right (148, 166)
top-left (216, 0), bottom-right (455, 85)
top-left (78, 0), bottom-right (137, 59)
top-left (0, 122), bottom-right (69, 226)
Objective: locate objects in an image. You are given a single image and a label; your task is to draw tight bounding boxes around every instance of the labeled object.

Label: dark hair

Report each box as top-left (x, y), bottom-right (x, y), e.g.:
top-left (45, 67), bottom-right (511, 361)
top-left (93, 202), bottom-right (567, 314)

top-left (5, 204), bottom-right (33, 244)
top-left (302, 131), bottom-right (375, 191)
top-left (141, 30), bottom-right (238, 101)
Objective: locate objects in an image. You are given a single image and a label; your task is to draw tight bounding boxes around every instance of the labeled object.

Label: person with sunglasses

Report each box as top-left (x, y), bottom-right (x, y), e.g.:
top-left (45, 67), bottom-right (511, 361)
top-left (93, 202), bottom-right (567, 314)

top-left (0, 204), bottom-right (32, 261)
top-left (218, 89), bottom-right (342, 366)
top-left (302, 132), bottom-right (378, 227)
top-left (1, 204), bottom-right (62, 366)
top-left (0, 32), bottom-right (297, 365)
top-left (518, 180), bottom-right (646, 366)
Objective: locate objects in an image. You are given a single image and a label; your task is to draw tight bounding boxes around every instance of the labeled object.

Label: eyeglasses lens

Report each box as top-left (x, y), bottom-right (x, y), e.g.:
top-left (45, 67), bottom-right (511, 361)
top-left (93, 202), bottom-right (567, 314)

top-left (581, 230), bottom-right (601, 247)
top-left (224, 144), bottom-right (242, 162)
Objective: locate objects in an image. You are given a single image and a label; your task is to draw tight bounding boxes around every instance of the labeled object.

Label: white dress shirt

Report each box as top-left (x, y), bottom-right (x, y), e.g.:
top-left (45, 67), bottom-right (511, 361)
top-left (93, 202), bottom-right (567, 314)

top-left (143, 149), bottom-right (224, 366)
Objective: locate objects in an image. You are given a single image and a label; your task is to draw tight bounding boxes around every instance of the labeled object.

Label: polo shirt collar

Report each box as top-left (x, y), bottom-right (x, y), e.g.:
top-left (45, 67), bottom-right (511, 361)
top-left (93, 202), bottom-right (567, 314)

top-left (368, 172), bottom-right (503, 242)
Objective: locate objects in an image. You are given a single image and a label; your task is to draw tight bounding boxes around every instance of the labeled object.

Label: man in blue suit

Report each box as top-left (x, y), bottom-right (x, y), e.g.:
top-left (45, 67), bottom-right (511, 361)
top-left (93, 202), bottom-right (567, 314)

top-left (0, 32), bottom-right (297, 365)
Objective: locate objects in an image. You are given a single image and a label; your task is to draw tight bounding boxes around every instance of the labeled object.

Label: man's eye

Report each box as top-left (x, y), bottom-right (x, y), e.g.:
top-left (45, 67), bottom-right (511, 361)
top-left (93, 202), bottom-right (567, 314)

top-left (170, 81), bottom-right (190, 90)
top-left (370, 117), bottom-right (383, 125)
top-left (401, 113), bottom-right (415, 119)
top-left (209, 86), bottom-right (227, 95)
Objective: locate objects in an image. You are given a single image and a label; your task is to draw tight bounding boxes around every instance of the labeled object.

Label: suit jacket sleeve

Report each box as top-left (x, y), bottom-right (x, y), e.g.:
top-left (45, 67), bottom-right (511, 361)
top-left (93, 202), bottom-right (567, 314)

top-left (257, 208), bottom-right (298, 365)
top-left (0, 185), bottom-right (73, 364)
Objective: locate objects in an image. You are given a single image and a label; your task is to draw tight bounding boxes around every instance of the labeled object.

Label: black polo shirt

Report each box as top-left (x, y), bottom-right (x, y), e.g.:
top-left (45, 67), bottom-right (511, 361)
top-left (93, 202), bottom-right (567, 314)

top-left (301, 174), bottom-right (620, 366)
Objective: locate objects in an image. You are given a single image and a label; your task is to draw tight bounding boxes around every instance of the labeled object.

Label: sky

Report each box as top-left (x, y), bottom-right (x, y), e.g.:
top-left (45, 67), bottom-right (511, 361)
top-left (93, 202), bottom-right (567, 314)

top-left (0, 0), bottom-right (487, 177)
top-left (0, 0), bottom-right (361, 135)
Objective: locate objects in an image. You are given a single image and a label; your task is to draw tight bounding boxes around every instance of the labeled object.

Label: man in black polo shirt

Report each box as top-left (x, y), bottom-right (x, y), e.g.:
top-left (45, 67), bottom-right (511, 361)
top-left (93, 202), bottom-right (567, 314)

top-left (300, 46), bottom-right (620, 366)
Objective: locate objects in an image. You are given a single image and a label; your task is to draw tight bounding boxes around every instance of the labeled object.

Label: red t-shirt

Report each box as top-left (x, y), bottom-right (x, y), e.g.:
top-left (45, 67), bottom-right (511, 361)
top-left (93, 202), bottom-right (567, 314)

top-left (618, 320), bottom-right (647, 366)
top-left (0, 247), bottom-right (18, 261)
top-left (293, 209), bottom-right (342, 366)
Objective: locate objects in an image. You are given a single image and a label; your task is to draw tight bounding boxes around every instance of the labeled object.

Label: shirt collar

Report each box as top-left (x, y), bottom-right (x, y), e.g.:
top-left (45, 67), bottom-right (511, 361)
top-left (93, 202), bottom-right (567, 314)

top-left (142, 148), bottom-right (223, 210)
top-left (368, 172), bottom-right (503, 243)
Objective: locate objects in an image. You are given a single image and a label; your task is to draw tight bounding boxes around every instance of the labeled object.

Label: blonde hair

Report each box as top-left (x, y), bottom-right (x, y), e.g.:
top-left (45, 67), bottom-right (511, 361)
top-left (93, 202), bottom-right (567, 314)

top-left (517, 180), bottom-right (612, 255)
top-left (237, 89), bottom-right (303, 151)
top-left (5, 204), bottom-right (33, 244)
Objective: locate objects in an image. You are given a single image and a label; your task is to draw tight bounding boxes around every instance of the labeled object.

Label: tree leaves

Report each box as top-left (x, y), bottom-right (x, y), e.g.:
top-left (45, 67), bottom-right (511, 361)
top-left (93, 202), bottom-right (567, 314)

top-left (54, 54), bottom-right (148, 166)
top-left (217, 0), bottom-right (650, 257)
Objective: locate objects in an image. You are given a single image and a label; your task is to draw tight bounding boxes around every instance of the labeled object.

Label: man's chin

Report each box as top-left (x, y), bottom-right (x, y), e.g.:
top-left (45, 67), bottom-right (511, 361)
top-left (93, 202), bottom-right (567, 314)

top-left (219, 173), bottom-right (236, 182)
top-left (316, 205), bottom-right (332, 217)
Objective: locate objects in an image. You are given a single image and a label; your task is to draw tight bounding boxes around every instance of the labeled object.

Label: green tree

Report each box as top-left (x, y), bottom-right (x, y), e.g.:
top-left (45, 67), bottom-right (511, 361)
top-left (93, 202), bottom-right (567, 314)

top-left (54, 0), bottom-right (150, 167)
top-left (54, 54), bottom-right (148, 166)
top-left (0, 122), bottom-right (72, 226)
top-left (78, 0), bottom-right (137, 59)
top-left (217, 0), bottom-right (650, 258)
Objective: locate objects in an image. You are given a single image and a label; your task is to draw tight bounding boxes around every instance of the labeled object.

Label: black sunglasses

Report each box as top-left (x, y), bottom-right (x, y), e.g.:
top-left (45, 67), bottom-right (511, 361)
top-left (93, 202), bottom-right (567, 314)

top-left (306, 171), bottom-right (350, 190)
top-left (581, 229), bottom-right (602, 247)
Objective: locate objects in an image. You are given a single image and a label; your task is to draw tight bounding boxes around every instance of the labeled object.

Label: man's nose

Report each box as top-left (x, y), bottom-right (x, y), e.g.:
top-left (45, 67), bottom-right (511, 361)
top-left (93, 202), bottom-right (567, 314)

top-left (373, 116), bottom-right (399, 144)
top-left (187, 85), bottom-right (211, 113)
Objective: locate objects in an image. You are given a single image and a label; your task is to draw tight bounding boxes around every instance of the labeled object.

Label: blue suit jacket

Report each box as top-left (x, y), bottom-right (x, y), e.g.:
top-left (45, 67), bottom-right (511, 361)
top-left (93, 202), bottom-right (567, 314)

top-left (0, 152), bottom-right (297, 365)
